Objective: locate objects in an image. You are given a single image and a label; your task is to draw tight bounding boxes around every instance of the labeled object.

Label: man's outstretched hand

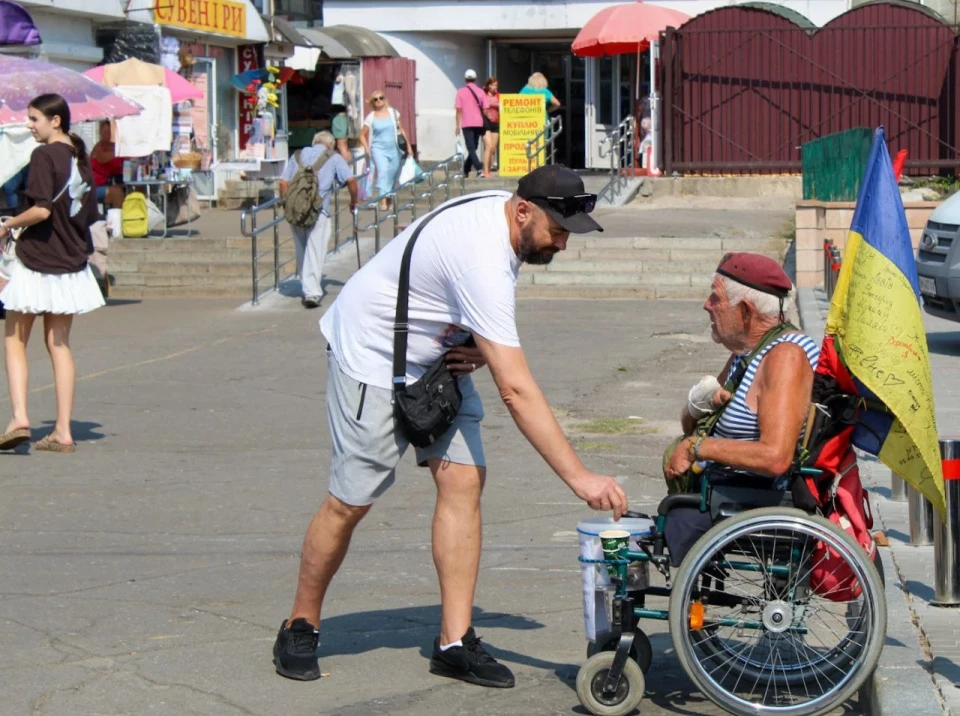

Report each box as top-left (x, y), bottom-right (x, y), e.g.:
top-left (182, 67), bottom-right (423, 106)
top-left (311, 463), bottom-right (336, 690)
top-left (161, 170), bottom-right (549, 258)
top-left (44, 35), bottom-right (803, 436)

top-left (572, 473), bottom-right (628, 519)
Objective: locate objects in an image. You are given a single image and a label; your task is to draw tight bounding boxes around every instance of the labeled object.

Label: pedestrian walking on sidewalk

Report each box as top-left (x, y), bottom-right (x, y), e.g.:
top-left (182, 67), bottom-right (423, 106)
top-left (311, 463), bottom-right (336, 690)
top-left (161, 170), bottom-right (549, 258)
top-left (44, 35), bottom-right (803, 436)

top-left (481, 77), bottom-right (500, 178)
top-left (279, 130), bottom-right (358, 309)
top-left (272, 165), bottom-right (627, 688)
top-left (0, 93), bottom-right (105, 454)
top-left (360, 90), bottom-right (409, 212)
top-left (455, 69), bottom-right (488, 179)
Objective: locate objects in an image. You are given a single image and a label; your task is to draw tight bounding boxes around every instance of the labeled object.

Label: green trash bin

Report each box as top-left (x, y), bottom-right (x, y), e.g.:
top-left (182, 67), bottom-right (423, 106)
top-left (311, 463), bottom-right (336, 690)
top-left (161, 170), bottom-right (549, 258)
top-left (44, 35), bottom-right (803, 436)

top-left (801, 128), bottom-right (873, 202)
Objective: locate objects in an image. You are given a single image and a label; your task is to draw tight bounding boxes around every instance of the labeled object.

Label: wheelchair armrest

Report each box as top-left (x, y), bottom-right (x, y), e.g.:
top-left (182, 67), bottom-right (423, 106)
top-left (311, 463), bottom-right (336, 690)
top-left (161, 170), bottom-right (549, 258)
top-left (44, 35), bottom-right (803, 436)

top-left (657, 493), bottom-right (702, 516)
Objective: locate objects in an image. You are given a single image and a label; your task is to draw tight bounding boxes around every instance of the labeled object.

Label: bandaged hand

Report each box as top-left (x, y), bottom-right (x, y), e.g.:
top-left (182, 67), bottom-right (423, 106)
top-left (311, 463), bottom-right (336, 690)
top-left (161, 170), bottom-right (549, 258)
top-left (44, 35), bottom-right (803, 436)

top-left (687, 375), bottom-right (722, 419)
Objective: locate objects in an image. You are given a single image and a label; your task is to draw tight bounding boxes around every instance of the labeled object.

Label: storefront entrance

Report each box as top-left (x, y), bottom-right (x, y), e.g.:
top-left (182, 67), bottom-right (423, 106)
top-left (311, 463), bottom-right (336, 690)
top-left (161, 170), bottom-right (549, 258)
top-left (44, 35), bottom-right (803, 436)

top-left (491, 41), bottom-right (585, 168)
top-left (584, 53), bottom-right (647, 169)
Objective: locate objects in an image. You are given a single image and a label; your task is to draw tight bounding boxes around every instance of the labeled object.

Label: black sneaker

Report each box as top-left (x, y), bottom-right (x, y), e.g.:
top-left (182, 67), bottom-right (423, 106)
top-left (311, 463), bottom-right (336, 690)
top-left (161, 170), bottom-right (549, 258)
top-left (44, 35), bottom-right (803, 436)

top-left (428, 627), bottom-right (515, 688)
top-left (273, 618), bottom-right (320, 681)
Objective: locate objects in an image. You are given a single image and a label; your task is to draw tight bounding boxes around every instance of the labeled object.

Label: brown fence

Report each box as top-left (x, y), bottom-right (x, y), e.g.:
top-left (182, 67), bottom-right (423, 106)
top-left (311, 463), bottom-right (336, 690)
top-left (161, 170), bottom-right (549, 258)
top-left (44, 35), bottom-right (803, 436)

top-left (661, 2), bottom-right (960, 175)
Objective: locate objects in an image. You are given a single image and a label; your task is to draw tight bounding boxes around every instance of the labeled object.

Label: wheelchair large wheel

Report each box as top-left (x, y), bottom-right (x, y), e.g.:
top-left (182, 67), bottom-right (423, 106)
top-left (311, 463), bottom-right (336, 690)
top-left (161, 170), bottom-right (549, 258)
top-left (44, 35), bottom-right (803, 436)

top-left (668, 507), bottom-right (885, 716)
top-left (576, 651), bottom-right (645, 716)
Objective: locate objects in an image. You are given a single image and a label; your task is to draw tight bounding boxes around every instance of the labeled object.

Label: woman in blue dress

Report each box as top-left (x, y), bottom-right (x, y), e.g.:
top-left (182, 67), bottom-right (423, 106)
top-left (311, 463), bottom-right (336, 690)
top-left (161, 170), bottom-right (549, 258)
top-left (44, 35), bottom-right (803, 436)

top-left (360, 90), bottom-right (411, 211)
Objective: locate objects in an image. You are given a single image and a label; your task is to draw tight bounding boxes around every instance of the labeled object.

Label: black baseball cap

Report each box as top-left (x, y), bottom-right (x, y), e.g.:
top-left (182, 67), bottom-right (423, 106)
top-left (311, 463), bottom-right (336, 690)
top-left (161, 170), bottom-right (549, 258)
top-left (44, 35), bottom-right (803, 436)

top-left (517, 165), bottom-right (603, 234)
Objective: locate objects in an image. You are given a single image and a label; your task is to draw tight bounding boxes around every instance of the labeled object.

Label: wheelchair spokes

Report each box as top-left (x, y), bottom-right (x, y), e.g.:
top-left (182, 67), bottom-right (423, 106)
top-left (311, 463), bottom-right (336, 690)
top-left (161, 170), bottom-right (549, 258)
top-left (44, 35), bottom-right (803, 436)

top-left (668, 508), bottom-right (885, 716)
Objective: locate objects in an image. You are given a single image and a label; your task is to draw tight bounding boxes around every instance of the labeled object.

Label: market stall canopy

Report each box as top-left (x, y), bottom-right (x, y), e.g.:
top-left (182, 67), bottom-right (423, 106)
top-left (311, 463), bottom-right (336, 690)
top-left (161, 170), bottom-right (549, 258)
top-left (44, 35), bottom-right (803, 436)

top-left (0, 55), bottom-right (141, 125)
top-left (571, 0), bottom-right (690, 56)
top-left (0, 0), bottom-right (39, 46)
top-left (84, 58), bottom-right (203, 104)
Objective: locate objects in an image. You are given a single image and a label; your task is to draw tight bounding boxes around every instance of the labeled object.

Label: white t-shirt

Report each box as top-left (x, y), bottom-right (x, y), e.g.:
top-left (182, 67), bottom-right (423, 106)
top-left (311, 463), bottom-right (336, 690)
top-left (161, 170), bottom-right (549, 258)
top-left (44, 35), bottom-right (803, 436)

top-left (320, 191), bottom-right (521, 390)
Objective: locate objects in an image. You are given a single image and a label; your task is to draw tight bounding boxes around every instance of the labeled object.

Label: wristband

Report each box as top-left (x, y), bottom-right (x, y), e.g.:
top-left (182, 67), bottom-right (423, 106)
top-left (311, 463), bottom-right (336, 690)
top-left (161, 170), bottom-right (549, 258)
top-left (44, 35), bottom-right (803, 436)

top-left (692, 435), bottom-right (706, 461)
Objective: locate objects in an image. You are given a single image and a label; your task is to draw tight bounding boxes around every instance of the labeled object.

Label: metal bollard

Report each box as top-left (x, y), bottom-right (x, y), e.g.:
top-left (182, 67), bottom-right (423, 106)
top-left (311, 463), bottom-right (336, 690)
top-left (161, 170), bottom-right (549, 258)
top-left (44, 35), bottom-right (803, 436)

top-left (933, 438), bottom-right (960, 605)
top-left (890, 471), bottom-right (907, 502)
top-left (907, 483), bottom-right (935, 545)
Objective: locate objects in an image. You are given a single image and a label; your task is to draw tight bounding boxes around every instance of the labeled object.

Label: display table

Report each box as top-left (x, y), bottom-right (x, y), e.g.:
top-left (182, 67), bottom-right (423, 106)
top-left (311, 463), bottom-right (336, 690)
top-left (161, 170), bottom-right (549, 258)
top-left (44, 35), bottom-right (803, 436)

top-left (125, 177), bottom-right (194, 239)
top-left (211, 158), bottom-right (286, 207)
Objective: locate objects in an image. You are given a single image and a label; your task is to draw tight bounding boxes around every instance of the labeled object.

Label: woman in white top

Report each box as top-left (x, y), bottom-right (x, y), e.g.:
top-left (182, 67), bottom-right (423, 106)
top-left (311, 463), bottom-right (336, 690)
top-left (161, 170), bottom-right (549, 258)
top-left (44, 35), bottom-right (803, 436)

top-left (360, 91), bottom-right (411, 212)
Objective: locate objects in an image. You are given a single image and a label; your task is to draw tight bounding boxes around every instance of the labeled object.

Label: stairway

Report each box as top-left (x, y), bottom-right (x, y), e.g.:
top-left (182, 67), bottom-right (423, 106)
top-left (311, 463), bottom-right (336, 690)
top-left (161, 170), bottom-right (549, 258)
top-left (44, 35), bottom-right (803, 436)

top-left (517, 236), bottom-right (790, 299)
top-left (108, 237), bottom-right (296, 299)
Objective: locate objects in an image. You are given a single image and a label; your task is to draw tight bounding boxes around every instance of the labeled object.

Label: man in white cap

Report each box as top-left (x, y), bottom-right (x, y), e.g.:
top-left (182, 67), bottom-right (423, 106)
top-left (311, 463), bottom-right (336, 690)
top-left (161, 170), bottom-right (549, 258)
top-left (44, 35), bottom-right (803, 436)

top-left (454, 69), bottom-right (488, 178)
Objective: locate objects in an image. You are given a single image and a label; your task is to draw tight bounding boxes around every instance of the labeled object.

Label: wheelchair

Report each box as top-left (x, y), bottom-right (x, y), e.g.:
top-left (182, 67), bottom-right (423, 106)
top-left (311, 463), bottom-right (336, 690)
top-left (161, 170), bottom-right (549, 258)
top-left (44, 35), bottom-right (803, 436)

top-left (575, 466), bottom-right (886, 716)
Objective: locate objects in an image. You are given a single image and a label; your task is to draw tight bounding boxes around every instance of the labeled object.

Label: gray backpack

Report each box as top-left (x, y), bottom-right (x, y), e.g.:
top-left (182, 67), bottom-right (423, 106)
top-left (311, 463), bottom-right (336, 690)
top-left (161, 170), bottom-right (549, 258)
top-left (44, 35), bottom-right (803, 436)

top-left (283, 149), bottom-right (333, 227)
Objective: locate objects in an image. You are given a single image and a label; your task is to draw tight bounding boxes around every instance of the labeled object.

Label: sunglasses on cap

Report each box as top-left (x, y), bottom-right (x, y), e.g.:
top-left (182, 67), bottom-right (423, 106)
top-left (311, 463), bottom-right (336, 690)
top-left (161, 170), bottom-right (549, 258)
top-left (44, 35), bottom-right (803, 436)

top-left (527, 193), bottom-right (597, 217)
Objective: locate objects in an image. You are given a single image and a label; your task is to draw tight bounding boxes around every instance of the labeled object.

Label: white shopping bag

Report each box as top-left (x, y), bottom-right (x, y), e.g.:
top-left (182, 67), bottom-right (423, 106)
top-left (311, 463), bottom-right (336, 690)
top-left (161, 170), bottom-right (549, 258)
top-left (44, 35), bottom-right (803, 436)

top-left (398, 156), bottom-right (424, 185)
top-left (106, 208), bottom-right (123, 239)
top-left (455, 135), bottom-right (466, 159)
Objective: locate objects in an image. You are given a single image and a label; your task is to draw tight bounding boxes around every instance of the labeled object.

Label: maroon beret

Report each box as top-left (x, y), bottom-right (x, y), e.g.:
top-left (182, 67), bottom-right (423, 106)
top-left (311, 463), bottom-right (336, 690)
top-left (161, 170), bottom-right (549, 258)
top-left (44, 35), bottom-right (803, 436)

top-left (716, 252), bottom-right (792, 297)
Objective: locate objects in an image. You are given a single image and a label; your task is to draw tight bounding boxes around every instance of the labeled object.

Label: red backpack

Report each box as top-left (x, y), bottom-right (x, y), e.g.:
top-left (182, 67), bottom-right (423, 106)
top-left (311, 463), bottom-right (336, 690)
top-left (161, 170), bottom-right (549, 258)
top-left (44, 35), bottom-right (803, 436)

top-left (797, 335), bottom-right (877, 602)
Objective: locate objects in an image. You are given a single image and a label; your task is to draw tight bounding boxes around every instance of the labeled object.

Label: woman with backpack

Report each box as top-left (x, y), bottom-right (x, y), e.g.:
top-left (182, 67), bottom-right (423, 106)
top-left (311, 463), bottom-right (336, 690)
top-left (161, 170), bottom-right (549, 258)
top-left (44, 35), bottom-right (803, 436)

top-left (0, 93), bottom-right (105, 454)
top-left (360, 90), bottom-right (410, 212)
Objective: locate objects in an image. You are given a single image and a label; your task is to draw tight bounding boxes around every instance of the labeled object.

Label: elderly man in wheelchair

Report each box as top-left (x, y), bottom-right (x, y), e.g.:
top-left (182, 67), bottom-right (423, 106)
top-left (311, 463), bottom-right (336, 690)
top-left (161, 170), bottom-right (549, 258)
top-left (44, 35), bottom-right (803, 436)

top-left (575, 253), bottom-right (886, 716)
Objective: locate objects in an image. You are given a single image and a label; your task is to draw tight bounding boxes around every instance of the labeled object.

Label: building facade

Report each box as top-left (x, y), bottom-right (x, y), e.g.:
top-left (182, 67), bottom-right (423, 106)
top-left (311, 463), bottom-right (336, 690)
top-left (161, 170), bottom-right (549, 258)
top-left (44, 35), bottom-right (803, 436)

top-left (323, 0), bottom-right (854, 166)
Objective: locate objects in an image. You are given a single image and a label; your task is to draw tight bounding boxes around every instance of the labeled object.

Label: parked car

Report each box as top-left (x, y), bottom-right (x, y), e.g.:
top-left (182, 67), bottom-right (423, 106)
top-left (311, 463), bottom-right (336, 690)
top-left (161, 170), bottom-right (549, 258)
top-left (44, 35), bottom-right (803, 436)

top-left (917, 192), bottom-right (960, 322)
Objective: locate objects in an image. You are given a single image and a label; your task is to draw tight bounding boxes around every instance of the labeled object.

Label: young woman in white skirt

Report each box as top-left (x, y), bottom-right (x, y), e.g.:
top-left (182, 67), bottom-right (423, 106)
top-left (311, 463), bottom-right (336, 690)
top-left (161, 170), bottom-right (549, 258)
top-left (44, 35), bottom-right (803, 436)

top-left (0, 93), bottom-right (105, 453)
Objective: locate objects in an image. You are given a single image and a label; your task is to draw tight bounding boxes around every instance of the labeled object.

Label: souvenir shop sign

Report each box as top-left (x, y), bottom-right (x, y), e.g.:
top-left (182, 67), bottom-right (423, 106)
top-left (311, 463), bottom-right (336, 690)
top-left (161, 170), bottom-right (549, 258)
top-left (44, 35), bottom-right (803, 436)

top-left (238, 44), bottom-right (259, 152)
top-left (154, 0), bottom-right (247, 39)
top-left (497, 94), bottom-right (546, 177)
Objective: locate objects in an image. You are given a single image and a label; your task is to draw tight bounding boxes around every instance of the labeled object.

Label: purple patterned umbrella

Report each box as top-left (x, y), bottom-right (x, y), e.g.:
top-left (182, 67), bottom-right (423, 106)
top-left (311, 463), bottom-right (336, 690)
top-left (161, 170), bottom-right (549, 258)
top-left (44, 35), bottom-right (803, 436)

top-left (0, 55), bottom-right (141, 126)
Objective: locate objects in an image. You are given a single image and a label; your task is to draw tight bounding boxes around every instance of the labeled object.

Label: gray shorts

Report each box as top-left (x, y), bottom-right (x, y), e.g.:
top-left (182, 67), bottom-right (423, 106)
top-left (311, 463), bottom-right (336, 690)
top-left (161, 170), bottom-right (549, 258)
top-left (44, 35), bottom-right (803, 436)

top-left (326, 348), bottom-right (485, 506)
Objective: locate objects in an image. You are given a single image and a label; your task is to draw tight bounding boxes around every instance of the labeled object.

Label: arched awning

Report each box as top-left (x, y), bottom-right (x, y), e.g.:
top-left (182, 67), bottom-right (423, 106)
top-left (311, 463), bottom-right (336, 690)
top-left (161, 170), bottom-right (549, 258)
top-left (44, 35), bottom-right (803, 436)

top-left (0, 0), bottom-right (40, 47)
top-left (301, 25), bottom-right (398, 59)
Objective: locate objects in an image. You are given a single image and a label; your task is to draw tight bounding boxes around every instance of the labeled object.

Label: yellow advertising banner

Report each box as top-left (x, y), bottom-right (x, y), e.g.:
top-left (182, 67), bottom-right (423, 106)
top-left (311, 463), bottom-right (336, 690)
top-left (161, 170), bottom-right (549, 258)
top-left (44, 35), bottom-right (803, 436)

top-left (155, 0), bottom-right (247, 39)
top-left (498, 94), bottom-right (546, 177)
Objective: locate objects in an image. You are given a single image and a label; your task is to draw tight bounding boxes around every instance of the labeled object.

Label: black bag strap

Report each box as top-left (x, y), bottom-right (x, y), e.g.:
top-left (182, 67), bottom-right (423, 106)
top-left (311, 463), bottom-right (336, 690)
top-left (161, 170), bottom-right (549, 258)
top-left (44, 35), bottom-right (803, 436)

top-left (393, 195), bottom-right (487, 392)
top-left (695, 321), bottom-right (799, 437)
top-left (467, 85), bottom-right (485, 114)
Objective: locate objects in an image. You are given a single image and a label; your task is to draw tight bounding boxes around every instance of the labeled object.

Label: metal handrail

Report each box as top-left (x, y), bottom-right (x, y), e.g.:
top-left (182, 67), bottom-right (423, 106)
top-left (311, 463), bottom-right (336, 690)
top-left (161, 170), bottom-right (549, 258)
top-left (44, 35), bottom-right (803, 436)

top-left (525, 115), bottom-right (563, 171)
top-left (243, 152), bottom-right (467, 304)
top-left (240, 195), bottom-right (290, 305)
top-left (598, 115), bottom-right (637, 205)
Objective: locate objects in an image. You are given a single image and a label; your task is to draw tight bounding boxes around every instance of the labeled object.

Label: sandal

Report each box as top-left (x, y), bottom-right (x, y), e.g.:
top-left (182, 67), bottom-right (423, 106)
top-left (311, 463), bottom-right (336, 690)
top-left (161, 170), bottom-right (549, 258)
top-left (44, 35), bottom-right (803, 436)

top-left (0, 427), bottom-right (30, 451)
top-left (35, 435), bottom-right (76, 454)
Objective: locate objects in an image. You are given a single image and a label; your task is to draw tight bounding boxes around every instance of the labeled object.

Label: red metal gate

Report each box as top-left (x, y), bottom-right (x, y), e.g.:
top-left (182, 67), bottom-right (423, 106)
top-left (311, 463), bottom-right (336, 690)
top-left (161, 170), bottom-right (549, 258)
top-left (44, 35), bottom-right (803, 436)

top-left (661, 2), bottom-right (960, 175)
top-left (362, 57), bottom-right (417, 148)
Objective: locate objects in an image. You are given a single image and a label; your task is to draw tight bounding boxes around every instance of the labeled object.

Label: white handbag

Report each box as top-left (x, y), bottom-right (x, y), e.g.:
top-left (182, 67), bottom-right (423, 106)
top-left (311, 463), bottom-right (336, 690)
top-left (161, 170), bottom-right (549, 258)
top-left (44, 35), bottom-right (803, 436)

top-left (0, 222), bottom-right (23, 285)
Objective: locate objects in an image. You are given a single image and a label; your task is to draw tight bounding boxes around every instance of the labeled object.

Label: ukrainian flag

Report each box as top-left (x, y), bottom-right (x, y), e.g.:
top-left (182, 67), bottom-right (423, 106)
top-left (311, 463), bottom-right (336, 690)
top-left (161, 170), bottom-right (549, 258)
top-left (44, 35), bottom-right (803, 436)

top-left (826, 127), bottom-right (944, 514)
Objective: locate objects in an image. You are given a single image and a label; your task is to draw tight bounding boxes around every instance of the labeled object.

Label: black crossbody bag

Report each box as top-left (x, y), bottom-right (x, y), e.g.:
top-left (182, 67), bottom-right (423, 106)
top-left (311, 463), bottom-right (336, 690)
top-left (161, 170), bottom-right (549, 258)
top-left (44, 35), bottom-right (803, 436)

top-left (393, 196), bottom-right (484, 447)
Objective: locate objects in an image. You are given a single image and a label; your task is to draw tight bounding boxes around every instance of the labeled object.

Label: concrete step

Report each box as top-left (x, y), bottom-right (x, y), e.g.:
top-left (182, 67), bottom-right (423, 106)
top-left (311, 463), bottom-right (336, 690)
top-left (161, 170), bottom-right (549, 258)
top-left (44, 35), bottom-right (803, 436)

top-left (517, 284), bottom-right (704, 299)
top-left (528, 258), bottom-right (726, 274)
top-left (550, 247), bottom-right (784, 263)
top-left (109, 249), bottom-right (294, 266)
top-left (111, 272), bottom-right (253, 289)
top-left (517, 270), bottom-right (711, 288)
top-left (563, 235), bottom-right (788, 251)
top-left (109, 285), bottom-right (250, 299)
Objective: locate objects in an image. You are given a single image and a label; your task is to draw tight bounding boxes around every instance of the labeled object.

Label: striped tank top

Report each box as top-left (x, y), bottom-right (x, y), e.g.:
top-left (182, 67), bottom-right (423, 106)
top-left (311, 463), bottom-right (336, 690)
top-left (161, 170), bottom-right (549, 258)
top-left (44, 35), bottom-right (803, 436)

top-left (712, 333), bottom-right (820, 442)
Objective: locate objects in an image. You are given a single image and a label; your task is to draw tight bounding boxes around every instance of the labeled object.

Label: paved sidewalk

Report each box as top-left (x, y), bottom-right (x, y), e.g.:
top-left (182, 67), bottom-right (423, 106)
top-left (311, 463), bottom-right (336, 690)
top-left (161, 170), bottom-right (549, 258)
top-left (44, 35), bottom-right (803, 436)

top-left (799, 286), bottom-right (960, 716)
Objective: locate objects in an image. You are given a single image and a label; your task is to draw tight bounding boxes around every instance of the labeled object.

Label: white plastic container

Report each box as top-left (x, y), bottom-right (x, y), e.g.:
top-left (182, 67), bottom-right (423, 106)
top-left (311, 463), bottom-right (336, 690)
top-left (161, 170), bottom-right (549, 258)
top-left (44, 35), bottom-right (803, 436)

top-left (577, 516), bottom-right (654, 641)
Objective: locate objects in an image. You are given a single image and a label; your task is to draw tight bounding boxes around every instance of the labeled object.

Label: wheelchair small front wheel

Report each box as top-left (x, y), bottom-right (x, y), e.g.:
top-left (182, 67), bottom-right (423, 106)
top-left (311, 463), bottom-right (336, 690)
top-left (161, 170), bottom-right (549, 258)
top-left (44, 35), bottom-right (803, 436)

top-left (576, 652), bottom-right (645, 716)
top-left (587, 629), bottom-right (653, 674)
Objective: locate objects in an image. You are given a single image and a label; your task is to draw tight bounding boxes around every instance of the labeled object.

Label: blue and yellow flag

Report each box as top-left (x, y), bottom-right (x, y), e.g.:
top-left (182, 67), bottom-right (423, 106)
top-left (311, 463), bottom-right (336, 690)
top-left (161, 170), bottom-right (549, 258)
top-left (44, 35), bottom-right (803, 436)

top-left (826, 128), bottom-right (943, 514)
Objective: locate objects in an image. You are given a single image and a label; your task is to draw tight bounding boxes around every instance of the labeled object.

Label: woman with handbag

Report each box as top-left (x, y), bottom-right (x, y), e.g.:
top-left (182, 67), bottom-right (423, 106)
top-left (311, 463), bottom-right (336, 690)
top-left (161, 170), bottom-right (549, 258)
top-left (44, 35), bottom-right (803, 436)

top-left (360, 90), bottom-right (410, 212)
top-left (481, 77), bottom-right (500, 179)
top-left (0, 93), bottom-right (105, 453)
